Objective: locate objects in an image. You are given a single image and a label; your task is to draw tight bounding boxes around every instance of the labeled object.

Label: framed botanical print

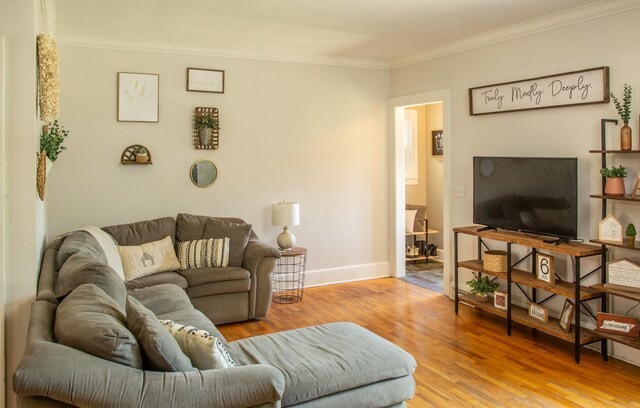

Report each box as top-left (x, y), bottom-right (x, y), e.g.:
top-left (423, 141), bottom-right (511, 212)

top-left (432, 130), bottom-right (443, 156)
top-left (117, 72), bottom-right (159, 122)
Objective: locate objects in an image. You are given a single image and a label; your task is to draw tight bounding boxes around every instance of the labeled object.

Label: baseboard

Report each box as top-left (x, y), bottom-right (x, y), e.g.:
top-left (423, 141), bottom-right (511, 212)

top-left (304, 262), bottom-right (390, 287)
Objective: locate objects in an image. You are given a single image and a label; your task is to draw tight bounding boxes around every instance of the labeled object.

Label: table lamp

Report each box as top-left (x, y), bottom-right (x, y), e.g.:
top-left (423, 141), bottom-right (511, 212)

top-left (272, 200), bottom-right (300, 250)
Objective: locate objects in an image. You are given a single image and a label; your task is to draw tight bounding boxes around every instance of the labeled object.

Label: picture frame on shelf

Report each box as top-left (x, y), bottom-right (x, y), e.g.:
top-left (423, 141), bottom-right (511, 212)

top-left (494, 291), bottom-right (508, 310)
top-left (528, 302), bottom-right (549, 323)
top-left (187, 68), bottom-right (225, 93)
top-left (596, 312), bottom-right (639, 338)
top-left (536, 253), bottom-right (555, 284)
top-left (559, 299), bottom-right (575, 333)
top-left (606, 258), bottom-right (640, 293)
top-left (117, 72), bottom-right (159, 122)
top-left (432, 130), bottom-right (443, 156)
top-left (599, 213), bottom-right (623, 243)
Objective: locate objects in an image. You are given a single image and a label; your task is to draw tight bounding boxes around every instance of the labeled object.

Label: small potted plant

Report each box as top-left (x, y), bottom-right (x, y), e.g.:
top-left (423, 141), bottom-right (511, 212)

top-left (627, 223), bottom-right (637, 246)
top-left (466, 273), bottom-right (500, 302)
top-left (194, 114), bottom-right (219, 146)
top-left (611, 84), bottom-right (632, 150)
top-left (600, 165), bottom-right (627, 196)
top-left (40, 120), bottom-right (69, 173)
top-left (135, 146), bottom-right (149, 163)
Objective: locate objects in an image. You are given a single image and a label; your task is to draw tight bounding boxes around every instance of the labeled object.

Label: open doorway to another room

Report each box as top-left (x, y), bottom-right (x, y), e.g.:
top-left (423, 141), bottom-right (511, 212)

top-left (401, 103), bottom-right (444, 293)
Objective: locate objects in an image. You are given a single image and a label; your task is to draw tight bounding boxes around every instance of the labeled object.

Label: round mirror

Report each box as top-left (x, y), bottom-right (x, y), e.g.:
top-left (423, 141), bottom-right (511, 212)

top-left (190, 160), bottom-right (218, 188)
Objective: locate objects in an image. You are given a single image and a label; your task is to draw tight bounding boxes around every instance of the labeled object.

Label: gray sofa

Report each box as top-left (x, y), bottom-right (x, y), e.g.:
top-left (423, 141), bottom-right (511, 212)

top-left (14, 214), bottom-right (417, 407)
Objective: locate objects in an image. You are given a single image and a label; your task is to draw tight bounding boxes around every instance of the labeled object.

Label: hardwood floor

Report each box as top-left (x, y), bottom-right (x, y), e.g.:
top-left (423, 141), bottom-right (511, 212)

top-left (218, 278), bottom-right (640, 407)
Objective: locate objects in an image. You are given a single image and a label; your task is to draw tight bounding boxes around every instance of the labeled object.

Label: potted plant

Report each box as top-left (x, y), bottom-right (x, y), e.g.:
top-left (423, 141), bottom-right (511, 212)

top-left (600, 165), bottom-right (627, 196)
top-left (40, 120), bottom-right (69, 173)
top-left (193, 114), bottom-right (219, 146)
top-left (627, 223), bottom-right (637, 246)
top-left (466, 273), bottom-right (500, 302)
top-left (611, 84), bottom-right (632, 150)
top-left (135, 146), bottom-right (149, 163)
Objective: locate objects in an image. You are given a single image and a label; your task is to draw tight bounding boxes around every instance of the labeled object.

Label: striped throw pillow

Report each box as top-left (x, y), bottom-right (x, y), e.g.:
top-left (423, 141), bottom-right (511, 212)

top-left (177, 238), bottom-right (230, 269)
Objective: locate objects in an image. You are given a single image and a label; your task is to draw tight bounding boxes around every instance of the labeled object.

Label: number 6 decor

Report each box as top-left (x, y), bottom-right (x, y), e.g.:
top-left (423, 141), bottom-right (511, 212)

top-left (536, 253), bottom-right (555, 284)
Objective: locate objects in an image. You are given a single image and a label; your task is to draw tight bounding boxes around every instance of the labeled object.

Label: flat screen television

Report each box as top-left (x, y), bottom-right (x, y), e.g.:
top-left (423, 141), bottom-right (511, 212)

top-left (473, 157), bottom-right (578, 240)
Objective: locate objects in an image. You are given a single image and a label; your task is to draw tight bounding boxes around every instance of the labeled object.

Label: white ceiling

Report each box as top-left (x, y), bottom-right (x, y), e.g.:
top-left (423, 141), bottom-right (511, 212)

top-left (52, 0), bottom-right (640, 68)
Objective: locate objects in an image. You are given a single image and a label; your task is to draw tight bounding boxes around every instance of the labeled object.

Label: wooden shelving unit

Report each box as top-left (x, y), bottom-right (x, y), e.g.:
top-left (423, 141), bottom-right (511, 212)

top-left (590, 194), bottom-right (640, 202)
top-left (454, 225), bottom-right (605, 363)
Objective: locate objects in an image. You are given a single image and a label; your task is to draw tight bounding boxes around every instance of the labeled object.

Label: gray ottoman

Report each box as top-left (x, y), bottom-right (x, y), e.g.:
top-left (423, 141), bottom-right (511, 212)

top-left (227, 322), bottom-right (417, 407)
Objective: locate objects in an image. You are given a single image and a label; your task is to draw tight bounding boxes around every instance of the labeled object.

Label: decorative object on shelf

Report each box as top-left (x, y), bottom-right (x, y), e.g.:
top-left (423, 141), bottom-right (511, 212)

top-left (559, 299), bottom-right (575, 333)
top-left (189, 159), bottom-right (217, 187)
top-left (469, 66), bottom-right (609, 115)
top-left (117, 72), bottom-right (159, 122)
top-left (405, 246), bottom-right (419, 258)
top-left (483, 250), bottom-right (507, 273)
top-left (596, 312), bottom-right (639, 338)
top-left (432, 130), bottom-right (443, 156)
top-left (626, 223), bottom-right (637, 246)
top-left (466, 273), bottom-right (500, 302)
top-left (187, 68), bottom-right (224, 93)
top-left (632, 174), bottom-right (640, 198)
top-left (36, 150), bottom-right (47, 201)
top-left (121, 144), bottom-right (153, 165)
top-left (600, 165), bottom-right (627, 196)
top-left (193, 111), bottom-right (220, 147)
top-left (606, 258), bottom-right (640, 293)
top-left (528, 302), bottom-right (549, 323)
top-left (610, 84), bottom-right (632, 151)
top-left (37, 34), bottom-right (60, 122)
top-left (494, 291), bottom-right (508, 310)
top-left (135, 147), bottom-right (149, 164)
top-left (536, 253), bottom-right (555, 284)
top-left (40, 121), bottom-right (69, 163)
top-left (599, 213), bottom-right (623, 243)
top-left (272, 200), bottom-right (300, 251)
top-left (192, 107), bottom-right (220, 149)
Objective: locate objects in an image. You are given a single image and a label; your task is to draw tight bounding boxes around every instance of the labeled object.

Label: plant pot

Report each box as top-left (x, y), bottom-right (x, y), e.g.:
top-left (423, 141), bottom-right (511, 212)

top-left (621, 124), bottom-right (632, 151)
top-left (627, 235), bottom-right (636, 246)
top-left (45, 156), bottom-right (53, 177)
top-left (135, 154), bottom-right (149, 164)
top-left (199, 128), bottom-right (213, 146)
top-left (604, 177), bottom-right (625, 196)
top-left (475, 294), bottom-right (490, 302)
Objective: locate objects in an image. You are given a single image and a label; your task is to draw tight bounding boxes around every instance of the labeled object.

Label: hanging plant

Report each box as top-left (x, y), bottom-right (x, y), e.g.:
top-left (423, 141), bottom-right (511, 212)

top-left (40, 121), bottom-right (69, 162)
top-left (37, 34), bottom-right (60, 122)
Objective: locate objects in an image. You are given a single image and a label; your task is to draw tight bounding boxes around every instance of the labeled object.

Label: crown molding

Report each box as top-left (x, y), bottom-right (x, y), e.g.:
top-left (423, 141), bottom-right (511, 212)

top-left (389, 0), bottom-right (640, 69)
top-left (54, 34), bottom-right (390, 70)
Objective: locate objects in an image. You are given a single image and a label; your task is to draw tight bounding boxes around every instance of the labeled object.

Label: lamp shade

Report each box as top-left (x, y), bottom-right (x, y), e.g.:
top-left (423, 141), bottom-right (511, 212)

top-left (272, 201), bottom-right (300, 227)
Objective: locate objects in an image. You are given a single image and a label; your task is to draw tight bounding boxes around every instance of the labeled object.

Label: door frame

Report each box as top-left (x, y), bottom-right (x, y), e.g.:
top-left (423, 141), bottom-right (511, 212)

top-left (388, 89), bottom-right (452, 297)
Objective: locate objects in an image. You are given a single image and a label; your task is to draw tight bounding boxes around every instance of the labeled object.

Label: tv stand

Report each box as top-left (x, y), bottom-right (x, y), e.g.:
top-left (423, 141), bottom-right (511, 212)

top-left (542, 237), bottom-right (569, 246)
top-left (477, 226), bottom-right (497, 232)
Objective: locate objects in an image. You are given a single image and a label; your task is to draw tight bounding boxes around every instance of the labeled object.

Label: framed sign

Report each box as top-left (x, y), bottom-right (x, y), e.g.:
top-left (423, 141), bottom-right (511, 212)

top-left (606, 258), bottom-right (640, 292)
top-left (494, 291), bottom-right (508, 310)
top-left (596, 312), bottom-right (639, 338)
top-left (536, 253), bottom-right (555, 284)
top-left (528, 302), bottom-right (549, 323)
top-left (187, 68), bottom-right (225, 93)
top-left (559, 299), bottom-right (575, 333)
top-left (117, 72), bottom-right (159, 122)
top-left (469, 66), bottom-right (609, 115)
top-left (599, 214), bottom-right (623, 243)
top-left (432, 130), bottom-right (443, 156)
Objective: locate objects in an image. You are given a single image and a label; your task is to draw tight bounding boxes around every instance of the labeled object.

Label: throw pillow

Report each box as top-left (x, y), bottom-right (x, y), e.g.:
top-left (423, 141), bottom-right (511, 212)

top-left (126, 296), bottom-right (195, 372)
top-left (177, 237), bottom-right (230, 269)
top-left (118, 235), bottom-right (181, 281)
top-left (406, 204), bottom-right (426, 232)
top-left (405, 210), bottom-right (417, 234)
top-left (54, 284), bottom-right (143, 368)
top-left (160, 319), bottom-right (237, 370)
top-left (202, 218), bottom-right (252, 267)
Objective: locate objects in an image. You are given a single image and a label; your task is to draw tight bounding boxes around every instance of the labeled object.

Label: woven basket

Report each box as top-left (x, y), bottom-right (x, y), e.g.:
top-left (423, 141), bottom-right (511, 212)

top-left (483, 250), bottom-right (507, 273)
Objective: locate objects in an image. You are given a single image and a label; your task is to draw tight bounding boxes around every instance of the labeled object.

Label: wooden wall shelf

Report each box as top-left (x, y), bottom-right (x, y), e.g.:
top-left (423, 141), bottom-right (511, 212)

top-left (590, 194), bottom-right (640, 202)
top-left (121, 144), bottom-right (153, 165)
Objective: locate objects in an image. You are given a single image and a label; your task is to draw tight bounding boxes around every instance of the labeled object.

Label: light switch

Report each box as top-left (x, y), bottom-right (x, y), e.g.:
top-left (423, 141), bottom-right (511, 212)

top-left (456, 185), bottom-right (465, 198)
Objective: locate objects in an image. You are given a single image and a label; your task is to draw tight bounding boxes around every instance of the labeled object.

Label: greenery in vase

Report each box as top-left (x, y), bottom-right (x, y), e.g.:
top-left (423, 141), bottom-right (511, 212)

top-left (136, 147), bottom-right (148, 155)
top-left (40, 120), bottom-right (69, 162)
top-left (466, 274), bottom-right (500, 296)
top-left (627, 223), bottom-right (637, 237)
top-left (611, 84), bottom-right (632, 124)
top-left (599, 165), bottom-right (627, 178)
top-left (194, 115), bottom-right (219, 131)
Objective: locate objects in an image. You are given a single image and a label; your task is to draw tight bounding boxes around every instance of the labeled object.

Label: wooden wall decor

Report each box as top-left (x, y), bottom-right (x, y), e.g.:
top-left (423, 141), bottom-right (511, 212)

top-left (121, 144), bottom-right (153, 165)
top-left (193, 107), bottom-right (219, 150)
top-left (36, 150), bottom-right (47, 200)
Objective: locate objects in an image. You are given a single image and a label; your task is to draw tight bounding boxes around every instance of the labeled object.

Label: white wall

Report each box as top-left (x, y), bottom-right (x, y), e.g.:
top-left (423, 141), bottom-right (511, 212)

top-left (48, 46), bottom-right (390, 283)
top-left (424, 103), bottom-right (443, 249)
top-left (391, 8), bottom-right (640, 364)
top-left (405, 106), bottom-right (427, 206)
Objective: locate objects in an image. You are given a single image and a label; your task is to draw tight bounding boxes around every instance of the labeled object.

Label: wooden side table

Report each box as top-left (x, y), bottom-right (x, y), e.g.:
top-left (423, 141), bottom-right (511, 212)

top-left (272, 247), bottom-right (307, 304)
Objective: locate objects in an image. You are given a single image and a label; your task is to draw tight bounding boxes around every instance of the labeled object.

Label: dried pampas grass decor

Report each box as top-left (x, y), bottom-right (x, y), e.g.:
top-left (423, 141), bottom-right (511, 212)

top-left (37, 34), bottom-right (59, 122)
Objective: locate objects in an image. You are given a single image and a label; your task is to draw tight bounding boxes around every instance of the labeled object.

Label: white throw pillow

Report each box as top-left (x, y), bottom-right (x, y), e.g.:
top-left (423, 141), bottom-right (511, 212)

top-left (118, 236), bottom-right (180, 281)
top-left (160, 320), bottom-right (236, 370)
top-left (79, 226), bottom-right (125, 280)
top-left (177, 237), bottom-right (230, 270)
top-left (405, 210), bottom-right (417, 234)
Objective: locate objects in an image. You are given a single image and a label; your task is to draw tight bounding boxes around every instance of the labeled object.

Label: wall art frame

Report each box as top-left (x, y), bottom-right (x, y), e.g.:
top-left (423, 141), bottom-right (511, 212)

top-left (117, 72), bottom-right (159, 122)
top-left (187, 68), bottom-right (225, 93)
top-left (432, 130), bottom-right (443, 156)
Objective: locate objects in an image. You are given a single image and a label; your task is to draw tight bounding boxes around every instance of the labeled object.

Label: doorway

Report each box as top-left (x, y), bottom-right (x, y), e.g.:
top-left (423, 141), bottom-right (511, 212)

top-left (389, 89), bottom-right (452, 298)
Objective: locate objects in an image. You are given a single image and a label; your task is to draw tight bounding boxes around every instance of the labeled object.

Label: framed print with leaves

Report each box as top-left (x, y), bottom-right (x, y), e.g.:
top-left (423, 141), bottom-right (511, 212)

top-left (117, 72), bottom-right (159, 122)
top-left (187, 68), bottom-right (225, 93)
top-left (432, 130), bottom-right (443, 156)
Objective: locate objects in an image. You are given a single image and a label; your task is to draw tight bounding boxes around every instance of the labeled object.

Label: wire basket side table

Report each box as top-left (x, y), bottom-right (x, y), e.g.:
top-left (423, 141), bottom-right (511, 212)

top-left (272, 247), bottom-right (307, 304)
